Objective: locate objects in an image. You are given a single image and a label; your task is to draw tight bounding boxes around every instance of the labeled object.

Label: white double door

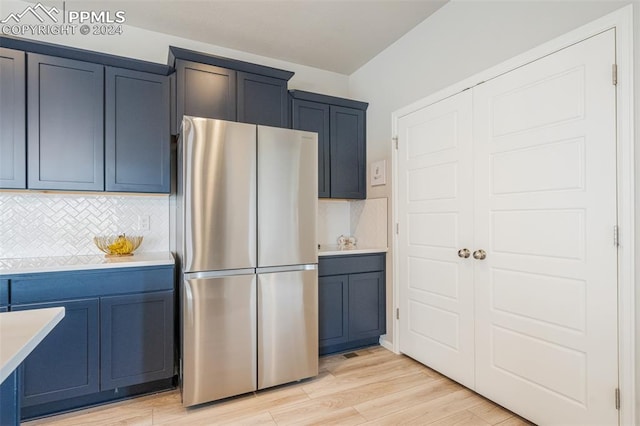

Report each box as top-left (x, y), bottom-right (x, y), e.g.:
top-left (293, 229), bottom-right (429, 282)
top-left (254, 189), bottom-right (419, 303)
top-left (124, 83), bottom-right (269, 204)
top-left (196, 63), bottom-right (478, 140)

top-left (397, 30), bottom-right (618, 425)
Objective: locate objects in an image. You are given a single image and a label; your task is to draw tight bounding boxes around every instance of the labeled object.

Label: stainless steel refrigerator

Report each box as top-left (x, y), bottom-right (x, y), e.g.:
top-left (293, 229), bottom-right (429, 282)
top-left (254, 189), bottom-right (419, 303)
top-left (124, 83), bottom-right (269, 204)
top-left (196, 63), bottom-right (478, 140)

top-left (176, 116), bottom-right (318, 407)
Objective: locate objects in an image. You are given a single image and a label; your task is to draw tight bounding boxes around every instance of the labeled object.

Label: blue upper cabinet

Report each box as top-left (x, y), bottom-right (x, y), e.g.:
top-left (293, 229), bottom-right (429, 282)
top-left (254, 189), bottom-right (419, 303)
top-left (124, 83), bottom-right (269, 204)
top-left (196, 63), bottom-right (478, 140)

top-left (169, 46), bottom-right (294, 131)
top-left (1, 36), bottom-right (173, 194)
top-left (237, 72), bottom-right (288, 127)
top-left (105, 67), bottom-right (170, 193)
top-left (0, 48), bottom-right (26, 189)
top-left (330, 106), bottom-right (366, 199)
top-left (290, 90), bottom-right (368, 199)
top-left (176, 59), bottom-right (237, 125)
top-left (27, 53), bottom-right (104, 191)
top-left (291, 99), bottom-right (330, 197)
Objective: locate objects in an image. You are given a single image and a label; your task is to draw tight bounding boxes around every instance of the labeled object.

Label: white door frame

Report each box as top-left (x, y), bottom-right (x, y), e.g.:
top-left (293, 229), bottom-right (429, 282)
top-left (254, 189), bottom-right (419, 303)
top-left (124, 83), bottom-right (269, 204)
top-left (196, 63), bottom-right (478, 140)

top-left (391, 5), bottom-right (634, 425)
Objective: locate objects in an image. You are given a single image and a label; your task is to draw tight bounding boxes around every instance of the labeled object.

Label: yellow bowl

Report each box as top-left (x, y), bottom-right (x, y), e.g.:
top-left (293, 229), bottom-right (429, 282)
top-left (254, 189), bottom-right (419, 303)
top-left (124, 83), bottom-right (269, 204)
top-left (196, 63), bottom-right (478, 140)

top-left (93, 235), bottom-right (143, 257)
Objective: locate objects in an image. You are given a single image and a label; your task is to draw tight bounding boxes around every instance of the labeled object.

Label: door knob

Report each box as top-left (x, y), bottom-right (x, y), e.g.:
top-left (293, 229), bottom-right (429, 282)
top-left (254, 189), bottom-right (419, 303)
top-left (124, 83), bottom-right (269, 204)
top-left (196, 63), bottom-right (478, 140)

top-left (457, 248), bottom-right (470, 259)
top-left (473, 249), bottom-right (487, 260)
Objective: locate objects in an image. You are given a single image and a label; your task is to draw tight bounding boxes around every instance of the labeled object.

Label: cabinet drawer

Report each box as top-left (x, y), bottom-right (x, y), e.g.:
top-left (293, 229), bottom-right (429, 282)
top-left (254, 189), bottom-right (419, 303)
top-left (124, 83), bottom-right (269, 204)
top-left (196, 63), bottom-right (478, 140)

top-left (319, 254), bottom-right (385, 276)
top-left (11, 266), bottom-right (174, 304)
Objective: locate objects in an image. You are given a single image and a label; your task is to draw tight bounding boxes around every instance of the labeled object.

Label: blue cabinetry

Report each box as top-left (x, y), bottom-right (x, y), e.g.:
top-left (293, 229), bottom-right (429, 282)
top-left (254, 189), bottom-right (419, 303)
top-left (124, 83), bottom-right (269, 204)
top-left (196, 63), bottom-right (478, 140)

top-left (176, 60), bottom-right (237, 123)
top-left (291, 99), bottom-right (330, 197)
top-left (100, 291), bottom-right (174, 389)
top-left (8, 266), bottom-right (175, 419)
top-left (0, 279), bottom-right (8, 312)
top-left (318, 254), bottom-right (385, 355)
top-left (237, 72), bottom-right (289, 127)
top-left (0, 48), bottom-right (26, 189)
top-left (0, 36), bottom-right (173, 194)
top-left (14, 299), bottom-right (100, 406)
top-left (170, 46), bottom-right (293, 130)
top-left (105, 67), bottom-right (170, 193)
top-left (290, 91), bottom-right (368, 199)
top-left (27, 53), bottom-right (104, 191)
top-left (0, 371), bottom-right (19, 426)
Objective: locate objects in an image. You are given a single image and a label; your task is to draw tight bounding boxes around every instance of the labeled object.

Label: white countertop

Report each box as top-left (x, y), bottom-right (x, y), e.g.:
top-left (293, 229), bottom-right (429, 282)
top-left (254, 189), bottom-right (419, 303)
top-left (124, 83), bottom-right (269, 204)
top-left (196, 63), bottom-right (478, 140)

top-left (0, 307), bottom-right (65, 384)
top-left (0, 252), bottom-right (175, 276)
top-left (318, 245), bottom-right (388, 256)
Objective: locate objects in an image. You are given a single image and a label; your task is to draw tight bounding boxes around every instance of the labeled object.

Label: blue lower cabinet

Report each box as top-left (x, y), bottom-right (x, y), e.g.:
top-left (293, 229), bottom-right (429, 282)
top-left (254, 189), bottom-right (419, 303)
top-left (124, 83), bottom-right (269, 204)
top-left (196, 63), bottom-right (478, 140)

top-left (318, 254), bottom-right (386, 355)
top-left (318, 275), bottom-right (348, 348)
top-left (348, 272), bottom-right (385, 341)
top-left (101, 291), bottom-right (174, 389)
top-left (8, 266), bottom-right (176, 419)
top-left (0, 370), bottom-right (19, 426)
top-left (14, 299), bottom-right (100, 407)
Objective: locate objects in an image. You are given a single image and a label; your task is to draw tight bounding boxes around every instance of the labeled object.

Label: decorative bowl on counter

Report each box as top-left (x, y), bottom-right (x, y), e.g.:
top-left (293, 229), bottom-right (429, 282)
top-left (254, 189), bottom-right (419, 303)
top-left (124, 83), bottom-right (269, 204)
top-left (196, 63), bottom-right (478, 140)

top-left (93, 234), bottom-right (143, 257)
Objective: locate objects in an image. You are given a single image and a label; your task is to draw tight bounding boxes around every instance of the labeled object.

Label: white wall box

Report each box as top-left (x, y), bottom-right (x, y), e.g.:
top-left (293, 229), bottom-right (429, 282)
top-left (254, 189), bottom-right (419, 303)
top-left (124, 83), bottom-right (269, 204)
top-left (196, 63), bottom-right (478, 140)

top-left (393, 7), bottom-right (634, 426)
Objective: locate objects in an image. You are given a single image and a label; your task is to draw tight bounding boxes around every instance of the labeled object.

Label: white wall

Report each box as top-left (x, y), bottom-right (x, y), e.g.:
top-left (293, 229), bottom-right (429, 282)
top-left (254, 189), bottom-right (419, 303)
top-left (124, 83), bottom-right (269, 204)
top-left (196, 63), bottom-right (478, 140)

top-left (348, 0), bottom-right (639, 420)
top-left (2, 0), bottom-right (350, 97)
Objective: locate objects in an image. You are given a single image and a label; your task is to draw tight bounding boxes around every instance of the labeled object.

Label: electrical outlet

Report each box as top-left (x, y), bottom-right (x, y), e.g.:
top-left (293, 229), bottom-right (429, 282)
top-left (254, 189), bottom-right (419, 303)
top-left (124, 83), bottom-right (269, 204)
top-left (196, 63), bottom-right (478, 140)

top-left (137, 215), bottom-right (150, 231)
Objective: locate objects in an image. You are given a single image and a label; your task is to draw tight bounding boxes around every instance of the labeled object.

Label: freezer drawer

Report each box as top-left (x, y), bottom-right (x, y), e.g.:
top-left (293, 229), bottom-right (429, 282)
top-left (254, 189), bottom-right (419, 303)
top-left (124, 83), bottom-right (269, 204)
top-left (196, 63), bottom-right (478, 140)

top-left (182, 273), bottom-right (257, 406)
top-left (257, 269), bottom-right (318, 389)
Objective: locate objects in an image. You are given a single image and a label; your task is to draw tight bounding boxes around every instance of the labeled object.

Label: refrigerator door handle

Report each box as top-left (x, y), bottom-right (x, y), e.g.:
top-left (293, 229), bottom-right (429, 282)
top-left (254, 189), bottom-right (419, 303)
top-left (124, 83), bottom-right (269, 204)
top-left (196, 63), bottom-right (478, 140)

top-left (184, 268), bottom-right (255, 280)
top-left (256, 264), bottom-right (317, 274)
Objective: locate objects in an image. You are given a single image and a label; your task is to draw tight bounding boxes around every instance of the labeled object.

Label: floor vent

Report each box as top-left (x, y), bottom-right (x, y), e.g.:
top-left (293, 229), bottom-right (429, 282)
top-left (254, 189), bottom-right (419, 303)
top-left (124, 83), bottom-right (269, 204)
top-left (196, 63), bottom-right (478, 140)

top-left (343, 352), bottom-right (359, 359)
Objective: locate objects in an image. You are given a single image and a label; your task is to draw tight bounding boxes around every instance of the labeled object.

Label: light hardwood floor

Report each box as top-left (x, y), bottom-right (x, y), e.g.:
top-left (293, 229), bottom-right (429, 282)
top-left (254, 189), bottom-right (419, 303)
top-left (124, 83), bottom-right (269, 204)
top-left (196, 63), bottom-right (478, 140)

top-left (25, 346), bottom-right (534, 425)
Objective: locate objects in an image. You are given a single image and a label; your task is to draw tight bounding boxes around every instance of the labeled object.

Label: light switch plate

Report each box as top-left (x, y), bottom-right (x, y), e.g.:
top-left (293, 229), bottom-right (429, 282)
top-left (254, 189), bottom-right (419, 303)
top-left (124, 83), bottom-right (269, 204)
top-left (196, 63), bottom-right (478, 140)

top-left (371, 160), bottom-right (386, 186)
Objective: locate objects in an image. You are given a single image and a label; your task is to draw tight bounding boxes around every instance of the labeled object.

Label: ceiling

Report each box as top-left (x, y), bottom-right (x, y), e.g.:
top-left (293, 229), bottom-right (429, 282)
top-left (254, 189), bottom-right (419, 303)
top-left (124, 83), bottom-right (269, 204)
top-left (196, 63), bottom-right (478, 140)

top-left (38, 1), bottom-right (448, 74)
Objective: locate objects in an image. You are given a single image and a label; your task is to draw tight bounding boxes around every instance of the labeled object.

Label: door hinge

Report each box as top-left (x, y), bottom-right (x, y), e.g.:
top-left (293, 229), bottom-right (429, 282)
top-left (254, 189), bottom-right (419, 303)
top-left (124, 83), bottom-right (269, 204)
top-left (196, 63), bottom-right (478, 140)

top-left (396, 308), bottom-right (400, 320)
top-left (396, 223), bottom-right (399, 234)
top-left (615, 388), bottom-right (620, 410)
top-left (393, 136), bottom-right (398, 150)
top-left (612, 64), bottom-right (618, 86)
top-left (613, 225), bottom-right (619, 247)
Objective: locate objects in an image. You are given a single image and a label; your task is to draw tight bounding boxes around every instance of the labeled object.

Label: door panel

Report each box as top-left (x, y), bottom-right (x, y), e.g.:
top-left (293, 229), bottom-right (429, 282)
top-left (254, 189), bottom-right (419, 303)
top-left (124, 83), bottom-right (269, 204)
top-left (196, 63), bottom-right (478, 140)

top-left (105, 67), bottom-right (170, 193)
top-left (329, 106), bottom-right (366, 199)
top-left (291, 99), bottom-right (331, 198)
top-left (177, 60), bottom-right (236, 123)
top-left (237, 72), bottom-right (288, 127)
top-left (397, 90), bottom-right (475, 388)
top-left (100, 291), bottom-right (174, 390)
top-left (182, 274), bottom-right (256, 406)
top-left (257, 270), bottom-right (318, 389)
top-left (473, 29), bottom-right (617, 425)
top-left (318, 275), bottom-right (348, 347)
top-left (27, 54), bottom-right (104, 190)
top-left (181, 117), bottom-right (257, 273)
top-left (0, 48), bottom-right (25, 189)
top-left (257, 126), bottom-right (317, 267)
top-left (348, 271), bottom-right (385, 340)
top-left (15, 299), bottom-right (100, 407)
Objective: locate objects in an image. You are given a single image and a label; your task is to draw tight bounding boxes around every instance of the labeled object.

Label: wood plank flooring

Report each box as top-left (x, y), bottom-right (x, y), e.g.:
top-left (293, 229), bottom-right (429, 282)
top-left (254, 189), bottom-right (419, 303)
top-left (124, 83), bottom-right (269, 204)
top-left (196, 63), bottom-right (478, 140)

top-left (25, 346), bottom-right (534, 425)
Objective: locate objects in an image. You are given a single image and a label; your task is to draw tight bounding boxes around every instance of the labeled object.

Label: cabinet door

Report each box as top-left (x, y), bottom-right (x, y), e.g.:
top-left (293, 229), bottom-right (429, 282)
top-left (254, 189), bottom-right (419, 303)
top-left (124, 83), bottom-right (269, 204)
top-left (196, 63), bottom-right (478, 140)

top-left (100, 291), bottom-right (174, 390)
top-left (318, 275), bottom-right (349, 350)
top-left (105, 67), bottom-right (170, 193)
top-left (292, 99), bottom-right (330, 198)
top-left (348, 272), bottom-right (385, 341)
top-left (27, 54), bottom-right (104, 190)
top-left (237, 72), bottom-right (288, 127)
top-left (329, 105), bottom-right (366, 199)
top-left (176, 59), bottom-right (236, 128)
top-left (15, 299), bottom-right (100, 407)
top-left (0, 370), bottom-right (18, 426)
top-left (0, 48), bottom-right (26, 189)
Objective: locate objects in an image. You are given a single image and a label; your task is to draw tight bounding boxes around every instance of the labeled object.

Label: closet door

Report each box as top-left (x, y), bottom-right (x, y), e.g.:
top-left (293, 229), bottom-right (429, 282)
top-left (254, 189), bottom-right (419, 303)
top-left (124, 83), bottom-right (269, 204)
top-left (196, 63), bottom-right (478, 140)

top-left (473, 29), bottom-right (617, 425)
top-left (397, 90), bottom-right (475, 388)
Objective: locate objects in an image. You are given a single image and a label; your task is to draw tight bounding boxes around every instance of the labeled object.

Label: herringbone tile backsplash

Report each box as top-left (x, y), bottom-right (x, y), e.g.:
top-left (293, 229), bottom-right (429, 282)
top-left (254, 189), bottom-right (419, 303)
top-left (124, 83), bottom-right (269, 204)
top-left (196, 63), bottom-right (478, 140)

top-left (0, 192), bottom-right (170, 259)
